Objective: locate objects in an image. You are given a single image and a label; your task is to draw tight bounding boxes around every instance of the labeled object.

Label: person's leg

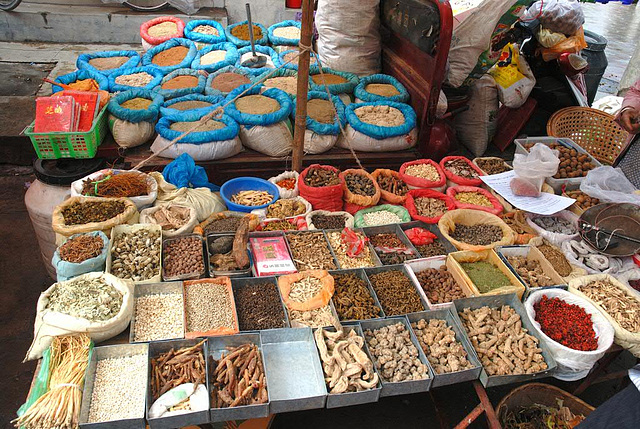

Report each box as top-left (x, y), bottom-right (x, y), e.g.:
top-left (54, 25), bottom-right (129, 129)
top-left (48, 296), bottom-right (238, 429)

top-left (579, 384), bottom-right (640, 428)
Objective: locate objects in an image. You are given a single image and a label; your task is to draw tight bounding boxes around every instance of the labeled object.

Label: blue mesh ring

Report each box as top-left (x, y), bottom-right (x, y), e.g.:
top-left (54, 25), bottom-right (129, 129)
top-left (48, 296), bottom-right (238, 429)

top-left (345, 101), bottom-right (417, 140)
top-left (108, 66), bottom-right (164, 92)
top-left (224, 84), bottom-right (292, 126)
top-left (225, 21), bottom-right (269, 47)
top-left (184, 19), bottom-right (226, 44)
top-left (354, 74), bottom-right (410, 103)
top-left (308, 66), bottom-right (359, 95)
top-left (160, 93), bottom-right (224, 118)
top-left (191, 42), bottom-right (239, 73)
top-left (293, 91), bottom-right (345, 136)
top-left (52, 70), bottom-right (109, 93)
top-left (153, 68), bottom-right (206, 100)
top-left (156, 111), bottom-right (239, 144)
top-left (76, 50), bottom-right (140, 76)
top-left (142, 38), bottom-right (199, 74)
top-left (108, 89), bottom-right (164, 123)
top-left (267, 20), bottom-right (301, 46)
top-left (235, 45), bottom-right (279, 77)
top-left (204, 66), bottom-right (253, 97)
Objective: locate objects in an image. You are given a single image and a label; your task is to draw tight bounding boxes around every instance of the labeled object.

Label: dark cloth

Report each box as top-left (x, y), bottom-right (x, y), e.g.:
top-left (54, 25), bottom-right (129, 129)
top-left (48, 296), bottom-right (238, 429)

top-left (579, 384), bottom-right (640, 429)
top-left (615, 135), bottom-right (640, 188)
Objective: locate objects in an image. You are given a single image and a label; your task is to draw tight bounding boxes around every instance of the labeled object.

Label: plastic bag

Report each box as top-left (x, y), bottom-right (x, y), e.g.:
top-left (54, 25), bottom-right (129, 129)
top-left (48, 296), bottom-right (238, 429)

top-left (142, 38), bottom-right (198, 74)
top-left (52, 69), bottom-right (109, 94)
top-left (268, 20), bottom-right (301, 47)
top-left (526, 211), bottom-right (579, 247)
top-left (536, 27), bottom-right (567, 48)
top-left (341, 101), bottom-right (418, 152)
top-left (183, 19), bottom-right (226, 45)
top-left (561, 239), bottom-right (639, 277)
top-left (525, 289), bottom-right (614, 381)
top-left (52, 231), bottom-right (109, 282)
top-left (309, 66), bottom-right (359, 95)
top-left (399, 159), bottom-right (447, 191)
top-left (292, 91), bottom-right (345, 154)
top-left (298, 164), bottom-right (344, 212)
top-left (404, 189), bottom-right (456, 224)
top-left (76, 50), bottom-right (140, 76)
top-left (278, 270), bottom-right (335, 311)
top-left (25, 272), bottom-right (133, 361)
top-left (440, 156), bottom-right (485, 187)
top-left (108, 89), bottom-right (164, 149)
top-left (511, 143), bottom-right (560, 197)
top-left (160, 93), bottom-right (223, 118)
top-left (225, 20), bottom-right (269, 47)
top-left (139, 16), bottom-right (185, 49)
top-left (70, 168), bottom-right (158, 210)
top-left (150, 171), bottom-right (226, 222)
top-left (341, 228), bottom-right (368, 257)
top-left (235, 45), bottom-right (279, 76)
top-left (149, 383), bottom-right (209, 419)
top-left (139, 203), bottom-right (198, 237)
top-left (269, 171), bottom-right (300, 199)
top-left (438, 209), bottom-right (515, 251)
top-left (354, 74), bottom-right (410, 103)
top-left (279, 49), bottom-right (319, 71)
top-left (107, 66), bottom-right (164, 92)
top-left (569, 274), bottom-right (640, 358)
top-left (305, 210), bottom-right (355, 230)
top-left (522, 0), bottom-right (585, 36)
top-left (163, 153), bottom-right (218, 191)
top-left (447, 186), bottom-right (504, 215)
top-left (489, 43), bottom-right (536, 108)
top-left (580, 166), bottom-right (640, 205)
top-left (541, 27), bottom-right (588, 62)
top-left (204, 66), bottom-right (253, 97)
top-left (372, 169), bottom-right (408, 205)
top-left (353, 204), bottom-right (411, 227)
top-left (154, 68), bottom-right (206, 100)
top-left (340, 169), bottom-right (381, 214)
top-left (190, 42), bottom-right (239, 73)
top-left (404, 228), bottom-right (438, 246)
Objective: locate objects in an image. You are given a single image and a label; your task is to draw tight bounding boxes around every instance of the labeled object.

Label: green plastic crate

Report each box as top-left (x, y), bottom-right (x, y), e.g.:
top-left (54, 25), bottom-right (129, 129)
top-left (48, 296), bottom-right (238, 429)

top-left (24, 105), bottom-right (109, 159)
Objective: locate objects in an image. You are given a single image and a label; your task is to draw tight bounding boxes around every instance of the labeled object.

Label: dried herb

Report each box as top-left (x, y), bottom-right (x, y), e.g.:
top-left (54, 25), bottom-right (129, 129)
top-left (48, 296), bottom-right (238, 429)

top-left (61, 201), bottom-right (126, 225)
top-left (47, 277), bottom-right (122, 321)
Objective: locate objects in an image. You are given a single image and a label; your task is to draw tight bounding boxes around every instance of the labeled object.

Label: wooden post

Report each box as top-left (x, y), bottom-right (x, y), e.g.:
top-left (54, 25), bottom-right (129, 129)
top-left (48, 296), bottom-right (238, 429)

top-left (292, 0), bottom-right (314, 172)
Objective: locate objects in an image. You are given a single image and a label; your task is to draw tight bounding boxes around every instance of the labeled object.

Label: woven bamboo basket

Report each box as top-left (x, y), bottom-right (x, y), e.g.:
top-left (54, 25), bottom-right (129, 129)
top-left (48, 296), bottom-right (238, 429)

top-left (497, 383), bottom-right (594, 427)
top-left (547, 107), bottom-right (629, 165)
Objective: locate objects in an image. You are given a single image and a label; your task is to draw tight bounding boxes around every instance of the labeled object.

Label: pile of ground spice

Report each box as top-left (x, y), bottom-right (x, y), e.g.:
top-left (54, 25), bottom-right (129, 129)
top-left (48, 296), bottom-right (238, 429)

top-left (365, 83), bottom-right (400, 97)
top-left (200, 50), bottom-right (227, 65)
top-left (230, 23), bottom-right (263, 41)
top-left (192, 25), bottom-right (219, 35)
top-left (307, 99), bottom-right (334, 124)
top-left (88, 56), bottom-right (130, 70)
top-left (170, 119), bottom-right (225, 132)
top-left (161, 75), bottom-right (199, 90)
top-left (120, 98), bottom-right (153, 110)
top-left (235, 95), bottom-right (280, 115)
top-left (355, 105), bottom-right (405, 127)
top-left (169, 100), bottom-right (213, 111)
top-left (311, 73), bottom-right (348, 86)
top-left (263, 76), bottom-right (297, 95)
top-left (152, 46), bottom-right (189, 67)
top-left (148, 21), bottom-right (178, 37)
top-left (282, 51), bottom-right (317, 67)
top-left (210, 72), bottom-right (251, 92)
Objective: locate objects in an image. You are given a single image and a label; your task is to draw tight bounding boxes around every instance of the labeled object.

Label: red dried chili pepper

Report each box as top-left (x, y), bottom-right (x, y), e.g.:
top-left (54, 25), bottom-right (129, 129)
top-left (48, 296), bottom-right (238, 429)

top-left (533, 295), bottom-right (598, 351)
top-left (276, 178), bottom-right (296, 190)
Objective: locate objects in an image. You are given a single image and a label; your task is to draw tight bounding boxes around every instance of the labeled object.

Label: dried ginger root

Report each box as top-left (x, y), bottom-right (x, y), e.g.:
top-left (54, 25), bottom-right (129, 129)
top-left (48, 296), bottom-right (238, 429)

top-left (458, 305), bottom-right (547, 376)
top-left (411, 319), bottom-right (474, 374)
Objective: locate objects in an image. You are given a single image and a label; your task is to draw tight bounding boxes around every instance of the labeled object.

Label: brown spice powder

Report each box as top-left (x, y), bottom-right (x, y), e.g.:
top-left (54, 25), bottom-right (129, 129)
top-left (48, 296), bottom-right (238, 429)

top-left (88, 56), bottom-right (130, 70)
top-left (311, 73), bottom-right (347, 86)
top-left (230, 23), bottom-right (263, 41)
top-left (365, 83), bottom-right (400, 97)
top-left (161, 75), bottom-right (199, 89)
top-left (170, 100), bottom-right (213, 110)
top-left (120, 97), bottom-right (153, 110)
top-left (235, 94), bottom-right (280, 115)
top-left (211, 72), bottom-right (251, 92)
top-left (152, 46), bottom-right (189, 66)
top-left (170, 119), bottom-right (225, 132)
top-left (307, 99), bottom-right (334, 124)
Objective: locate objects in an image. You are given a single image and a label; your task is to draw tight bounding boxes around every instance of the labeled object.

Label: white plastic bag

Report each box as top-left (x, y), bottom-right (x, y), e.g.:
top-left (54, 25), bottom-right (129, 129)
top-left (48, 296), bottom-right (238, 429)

top-left (561, 239), bottom-right (640, 277)
top-left (151, 135), bottom-right (243, 161)
top-left (269, 171), bottom-right (300, 199)
top-left (591, 95), bottom-right (624, 116)
top-left (489, 44), bottom-right (536, 108)
top-left (526, 211), bottom-right (579, 247)
top-left (580, 166), bottom-right (640, 205)
top-left (536, 27), bottom-right (567, 48)
top-left (26, 272), bottom-right (134, 361)
top-left (149, 383), bottom-right (209, 419)
top-left (139, 203), bottom-right (198, 237)
top-left (316, 0), bottom-right (381, 76)
top-left (453, 75), bottom-right (499, 156)
top-left (525, 289), bottom-right (614, 381)
top-left (150, 172), bottom-right (226, 222)
top-left (522, 0), bottom-right (585, 36)
top-left (70, 169), bottom-right (158, 210)
top-left (511, 144), bottom-right (560, 196)
top-left (305, 210), bottom-right (355, 230)
top-left (238, 122), bottom-right (293, 157)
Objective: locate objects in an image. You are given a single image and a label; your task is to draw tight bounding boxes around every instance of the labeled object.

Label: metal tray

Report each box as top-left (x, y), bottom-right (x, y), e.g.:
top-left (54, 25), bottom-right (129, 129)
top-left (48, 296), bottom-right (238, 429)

top-left (328, 268), bottom-right (385, 321)
top-left (130, 282), bottom-right (185, 344)
top-left (313, 323), bottom-right (382, 408)
top-left (514, 136), bottom-right (602, 193)
top-left (284, 230), bottom-right (340, 271)
top-left (496, 245), bottom-right (567, 298)
top-left (206, 232), bottom-right (252, 277)
top-left (207, 333), bottom-right (270, 422)
top-left (283, 295), bottom-right (341, 329)
top-left (106, 224), bottom-right (162, 284)
top-left (406, 309), bottom-right (482, 388)
top-left (364, 264), bottom-right (429, 315)
top-left (162, 234), bottom-right (208, 281)
top-left (405, 256), bottom-right (476, 310)
top-left (453, 293), bottom-right (558, 387)
top-left (260, 328), bottom-right (327, 413)
top-left (362, 224), bottom-right (421, 265)
top-left (147, 339), bottom-right (210, 429)
top-left (80, 343), bottom-right (149, 429)
top-left (400, 221), bottom-right (457, 257)
top-left (359, 317), bottom-right (434, 397)
top-left (324, 228), bottom-right (382, 269)
top-left (231, 276), bottom-right (290, 331)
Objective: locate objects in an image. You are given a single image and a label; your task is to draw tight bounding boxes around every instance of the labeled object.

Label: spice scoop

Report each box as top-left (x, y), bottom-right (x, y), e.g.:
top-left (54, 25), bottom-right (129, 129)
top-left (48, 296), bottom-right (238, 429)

top-left (241, 3), bottom-right (267, 68)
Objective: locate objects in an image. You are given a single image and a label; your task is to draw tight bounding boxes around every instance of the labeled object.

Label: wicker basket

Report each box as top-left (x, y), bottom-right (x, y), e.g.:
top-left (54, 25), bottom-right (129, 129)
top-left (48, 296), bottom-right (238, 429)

top-left (497, 383), bottom-right (594, 427)
top-left (547, 107), bottom-right (629, 165)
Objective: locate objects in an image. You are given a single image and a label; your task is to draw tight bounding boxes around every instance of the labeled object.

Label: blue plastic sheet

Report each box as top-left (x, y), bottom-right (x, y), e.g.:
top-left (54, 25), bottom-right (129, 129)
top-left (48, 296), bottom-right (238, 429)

top-left (108, 66), bottom-right (164, 92)
top-left (142, 38), bottom-right (199, 74)
top-left (235, 45), bottom-right (279, 77)
top-left (52, 231), bottom-right (109, 282)
top-left (162, 153), bottom-right (220, 191)
top-left (184, 19), bottom-right (226, 44)
top-left (308, 66), bottom-right (359, 95)
top-left (204, 65), bottom-right (253, 97)
top-left (160, 93), bottom-right (224, 118)
top-left (354, 74), bottom-right (410, 103)
top-left (191, 42), bottom-right (239, 73)
top-left (267, 20), bottom-right (301, 46)
top-left (153, 68), bottom-right (206, 100)
top-left (155, 110), bottom-right (239, 144)
top-left (108, 89), bottom-right (164, 123)
top-left (253, 68), bottom-right (298, 99)
top-left (345, 101), bottom-right (417, 140)
top-left (224, 84), bottom-right (292, 126)
top-left (293, 91), bottom-right (345, 135)
top-left (225, 20), bottom-right (269, 47)
top-left (76, 50), bottom-right (141, 76)
top-left (52, 70), bottom-right (109, 93)
top-left (278, 49), bottom-right (318, 71)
